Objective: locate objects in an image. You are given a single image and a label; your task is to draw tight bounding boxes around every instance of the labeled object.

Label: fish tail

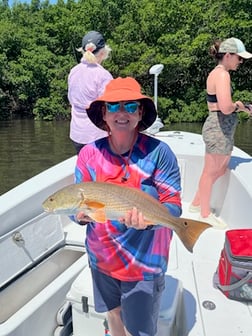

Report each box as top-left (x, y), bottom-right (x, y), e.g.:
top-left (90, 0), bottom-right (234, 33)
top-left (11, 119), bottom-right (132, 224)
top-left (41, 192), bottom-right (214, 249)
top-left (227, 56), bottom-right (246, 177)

top-left (173, 218), bottom-right (211, 252)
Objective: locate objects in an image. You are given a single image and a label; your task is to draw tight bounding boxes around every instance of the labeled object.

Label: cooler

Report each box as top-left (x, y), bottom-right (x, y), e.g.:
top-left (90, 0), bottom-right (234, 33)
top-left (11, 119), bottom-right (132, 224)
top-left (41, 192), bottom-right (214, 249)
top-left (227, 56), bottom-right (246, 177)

top-left (67, 267), bottom-right (183, 336)
top-left (66, 266), bottom-right (108, 335)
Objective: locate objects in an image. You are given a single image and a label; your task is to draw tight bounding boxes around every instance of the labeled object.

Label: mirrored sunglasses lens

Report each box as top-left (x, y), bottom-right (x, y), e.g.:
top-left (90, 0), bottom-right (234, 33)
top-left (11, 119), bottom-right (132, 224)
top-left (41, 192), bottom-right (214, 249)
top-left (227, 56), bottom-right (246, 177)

top-left (106, 103), bottom-right (120, 113)
top-left (124, 102), bottom-right (139, 113)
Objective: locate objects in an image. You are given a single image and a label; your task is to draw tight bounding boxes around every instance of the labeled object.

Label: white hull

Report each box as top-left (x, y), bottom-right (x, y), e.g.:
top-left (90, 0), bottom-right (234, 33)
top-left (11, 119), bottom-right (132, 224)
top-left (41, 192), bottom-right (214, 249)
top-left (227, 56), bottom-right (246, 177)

top-left (1, 131), bottom-right (252, 335)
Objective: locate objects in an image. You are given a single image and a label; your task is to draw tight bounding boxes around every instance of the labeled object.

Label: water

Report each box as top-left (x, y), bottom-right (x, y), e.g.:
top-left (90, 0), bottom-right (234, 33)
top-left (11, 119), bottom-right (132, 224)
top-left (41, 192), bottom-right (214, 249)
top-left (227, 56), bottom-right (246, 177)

top-left (0, 119), bottom-right (75, 195)
top-left (166, 121), bottom-right (252, 156)
top-left (0, 119), bottom-right (251, 196)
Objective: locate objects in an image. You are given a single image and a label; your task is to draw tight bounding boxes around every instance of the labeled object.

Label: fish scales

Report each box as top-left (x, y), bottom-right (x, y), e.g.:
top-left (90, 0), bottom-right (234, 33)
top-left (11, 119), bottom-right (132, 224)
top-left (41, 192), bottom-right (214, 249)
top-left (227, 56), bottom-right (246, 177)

top-left (80, 183), bottom-right (181, 227)
top-left (43, 181), bottom-right (211, 252)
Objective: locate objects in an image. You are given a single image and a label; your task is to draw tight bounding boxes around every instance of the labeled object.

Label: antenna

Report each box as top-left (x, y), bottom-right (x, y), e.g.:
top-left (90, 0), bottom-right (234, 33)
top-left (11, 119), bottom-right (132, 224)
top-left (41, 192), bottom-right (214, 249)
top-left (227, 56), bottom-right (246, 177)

top-left (146, 64), bottom-right (164, 134)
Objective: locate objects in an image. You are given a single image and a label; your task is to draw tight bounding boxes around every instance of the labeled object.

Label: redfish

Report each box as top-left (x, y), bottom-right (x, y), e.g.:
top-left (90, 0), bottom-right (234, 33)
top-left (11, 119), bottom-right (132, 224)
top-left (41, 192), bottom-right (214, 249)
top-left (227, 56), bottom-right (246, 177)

top-left (42, 181), bottom-right (211, 252)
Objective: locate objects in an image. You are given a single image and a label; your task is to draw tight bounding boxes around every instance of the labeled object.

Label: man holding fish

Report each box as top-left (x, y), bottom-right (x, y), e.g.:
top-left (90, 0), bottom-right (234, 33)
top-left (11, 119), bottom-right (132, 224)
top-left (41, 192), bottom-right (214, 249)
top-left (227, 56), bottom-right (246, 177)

top-left (43, 77), bottom-right (210, 336)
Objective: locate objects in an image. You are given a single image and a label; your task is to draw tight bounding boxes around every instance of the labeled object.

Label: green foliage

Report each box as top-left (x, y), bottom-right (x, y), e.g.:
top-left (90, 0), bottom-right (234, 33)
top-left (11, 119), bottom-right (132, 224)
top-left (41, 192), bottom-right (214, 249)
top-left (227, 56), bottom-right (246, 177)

top-left (0, 0), bottom-right (251, 122)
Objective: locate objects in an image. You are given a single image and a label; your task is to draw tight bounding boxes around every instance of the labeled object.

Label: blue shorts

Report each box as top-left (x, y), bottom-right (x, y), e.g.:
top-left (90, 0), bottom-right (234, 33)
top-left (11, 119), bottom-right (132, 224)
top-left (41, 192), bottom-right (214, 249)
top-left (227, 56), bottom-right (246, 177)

top-left (91, 268), bottom-right (165, 336)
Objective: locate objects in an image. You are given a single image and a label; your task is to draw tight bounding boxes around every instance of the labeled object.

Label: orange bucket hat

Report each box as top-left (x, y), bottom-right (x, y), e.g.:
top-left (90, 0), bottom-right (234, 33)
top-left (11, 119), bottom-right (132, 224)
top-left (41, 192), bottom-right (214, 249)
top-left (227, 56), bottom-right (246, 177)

top-left (87, 77), bottom-right (157, 131)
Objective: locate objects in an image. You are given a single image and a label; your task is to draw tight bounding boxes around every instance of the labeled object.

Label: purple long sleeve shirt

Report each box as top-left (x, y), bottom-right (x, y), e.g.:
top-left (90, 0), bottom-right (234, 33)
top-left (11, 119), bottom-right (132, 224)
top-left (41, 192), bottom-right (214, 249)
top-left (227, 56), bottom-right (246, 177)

top-left (68, 59), bottom-right (113, 144)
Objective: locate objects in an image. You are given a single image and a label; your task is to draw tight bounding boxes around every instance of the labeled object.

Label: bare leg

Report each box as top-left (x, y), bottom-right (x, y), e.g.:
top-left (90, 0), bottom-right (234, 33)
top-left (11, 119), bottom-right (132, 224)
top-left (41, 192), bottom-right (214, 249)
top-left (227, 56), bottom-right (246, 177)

top-left (107, 306), bottom-right (129, 336)
top-left (125, 329), bottom-right (133, 336)
top-left (192, 153), bottom-right (230, 217)
top-left (191, 189), bottom-right (200, 207)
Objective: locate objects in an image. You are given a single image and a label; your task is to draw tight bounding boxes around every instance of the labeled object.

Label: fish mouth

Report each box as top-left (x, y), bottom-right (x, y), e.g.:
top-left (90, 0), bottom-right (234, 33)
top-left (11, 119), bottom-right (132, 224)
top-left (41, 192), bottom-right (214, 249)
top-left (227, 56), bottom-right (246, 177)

top-left (42, 206), bottom-right (64, 214)
top-left (42, 207), bottom-right (54, 213)
top-left (42, 205), bottom-right (79, 214)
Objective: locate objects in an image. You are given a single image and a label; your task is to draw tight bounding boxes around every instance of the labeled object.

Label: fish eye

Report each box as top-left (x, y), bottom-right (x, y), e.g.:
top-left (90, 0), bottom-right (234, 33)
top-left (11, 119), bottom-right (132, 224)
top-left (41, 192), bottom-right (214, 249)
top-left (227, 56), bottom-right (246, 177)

top-left (183, 221), bottom-right (188, 227)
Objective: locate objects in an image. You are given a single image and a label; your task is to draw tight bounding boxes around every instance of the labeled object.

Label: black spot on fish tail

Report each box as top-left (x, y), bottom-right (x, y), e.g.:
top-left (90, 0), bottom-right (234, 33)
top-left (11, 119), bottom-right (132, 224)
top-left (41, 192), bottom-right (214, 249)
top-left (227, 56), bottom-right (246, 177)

top-left (174, 217), bottom-right (211, 252)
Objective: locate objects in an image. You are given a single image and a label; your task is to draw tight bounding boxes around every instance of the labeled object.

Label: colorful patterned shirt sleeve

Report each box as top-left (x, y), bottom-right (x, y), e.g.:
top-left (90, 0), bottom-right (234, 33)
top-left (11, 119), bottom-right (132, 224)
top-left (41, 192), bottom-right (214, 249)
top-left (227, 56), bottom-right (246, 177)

top-left (75, 133), bottom-right (182, 281)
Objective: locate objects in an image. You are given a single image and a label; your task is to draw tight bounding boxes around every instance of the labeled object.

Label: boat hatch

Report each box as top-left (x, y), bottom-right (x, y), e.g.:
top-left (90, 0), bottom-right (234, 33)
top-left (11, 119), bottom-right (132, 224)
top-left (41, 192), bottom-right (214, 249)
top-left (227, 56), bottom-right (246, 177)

top-left (0, 213), bottom-right (69, 288)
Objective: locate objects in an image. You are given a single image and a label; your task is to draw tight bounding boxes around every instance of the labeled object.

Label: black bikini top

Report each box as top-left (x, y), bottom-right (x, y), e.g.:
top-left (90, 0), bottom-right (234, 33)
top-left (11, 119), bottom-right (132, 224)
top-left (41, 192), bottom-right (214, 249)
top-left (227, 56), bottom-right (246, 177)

top-left (206, 93), bottom-right (218, 103)
top-left (207, 86), bottom-right (233, 104)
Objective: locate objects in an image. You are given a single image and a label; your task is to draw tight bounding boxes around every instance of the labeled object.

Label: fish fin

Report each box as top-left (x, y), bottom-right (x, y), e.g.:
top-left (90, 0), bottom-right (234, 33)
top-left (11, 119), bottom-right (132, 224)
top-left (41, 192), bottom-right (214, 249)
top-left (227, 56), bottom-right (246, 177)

top-left (144, 219), bottom-right (154, 225)
top-left (79, 200), bottom-right (107, 223)
top-left (80, 200), bottom-right (105, 209)
top-left (88, 209), bottom-right (107, 223)
top-left (173, 218), bottom-right (211, 252)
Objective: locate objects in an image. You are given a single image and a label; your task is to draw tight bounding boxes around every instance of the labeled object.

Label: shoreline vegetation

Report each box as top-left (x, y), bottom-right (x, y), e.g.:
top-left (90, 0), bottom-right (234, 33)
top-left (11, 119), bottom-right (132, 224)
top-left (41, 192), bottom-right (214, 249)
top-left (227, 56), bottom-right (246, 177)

top-left (0, 0), bottom-right (252, 124)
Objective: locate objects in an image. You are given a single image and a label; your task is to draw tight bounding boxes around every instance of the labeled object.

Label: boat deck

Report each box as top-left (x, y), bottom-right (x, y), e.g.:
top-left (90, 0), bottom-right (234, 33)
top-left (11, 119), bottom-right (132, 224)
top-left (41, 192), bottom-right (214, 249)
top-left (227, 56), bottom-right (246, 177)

top-left (166, 201), bottom-right (252, 335)
top-left (62, 201), bottom-right (252, 336)
top-left (1, 131), bottom-right (252, 335)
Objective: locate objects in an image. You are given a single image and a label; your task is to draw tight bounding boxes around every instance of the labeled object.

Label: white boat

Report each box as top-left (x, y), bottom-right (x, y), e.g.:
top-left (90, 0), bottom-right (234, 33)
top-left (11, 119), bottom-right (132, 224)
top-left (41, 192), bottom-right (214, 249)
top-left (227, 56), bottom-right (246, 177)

top-left (1, 130), bottom-right (252, 336)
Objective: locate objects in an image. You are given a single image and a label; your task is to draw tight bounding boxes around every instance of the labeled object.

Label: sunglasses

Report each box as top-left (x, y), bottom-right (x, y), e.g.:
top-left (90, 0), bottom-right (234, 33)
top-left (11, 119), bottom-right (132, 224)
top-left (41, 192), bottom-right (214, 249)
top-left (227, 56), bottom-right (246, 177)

top-left (230, 53), bottom-right (243, 61)
top-left (105, 101), bottom-right (140, 114)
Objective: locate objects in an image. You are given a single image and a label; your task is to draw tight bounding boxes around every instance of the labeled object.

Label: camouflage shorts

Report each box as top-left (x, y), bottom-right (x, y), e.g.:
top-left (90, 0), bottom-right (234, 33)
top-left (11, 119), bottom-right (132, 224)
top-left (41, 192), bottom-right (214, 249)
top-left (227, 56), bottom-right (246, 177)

top-left (202, 111), bottom-right (238, 155)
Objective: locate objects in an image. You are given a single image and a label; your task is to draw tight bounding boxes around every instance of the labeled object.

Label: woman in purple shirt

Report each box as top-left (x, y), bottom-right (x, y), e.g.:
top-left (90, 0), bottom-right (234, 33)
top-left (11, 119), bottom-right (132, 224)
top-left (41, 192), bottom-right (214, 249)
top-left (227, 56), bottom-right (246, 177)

top-left (68, 30), bottom-right (113, 154)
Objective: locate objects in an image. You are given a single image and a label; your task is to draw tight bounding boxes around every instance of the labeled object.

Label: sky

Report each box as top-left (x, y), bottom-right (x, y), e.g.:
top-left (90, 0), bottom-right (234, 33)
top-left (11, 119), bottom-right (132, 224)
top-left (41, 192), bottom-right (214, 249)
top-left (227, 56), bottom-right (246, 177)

top-left (8, 0), bottom-right (58, 6)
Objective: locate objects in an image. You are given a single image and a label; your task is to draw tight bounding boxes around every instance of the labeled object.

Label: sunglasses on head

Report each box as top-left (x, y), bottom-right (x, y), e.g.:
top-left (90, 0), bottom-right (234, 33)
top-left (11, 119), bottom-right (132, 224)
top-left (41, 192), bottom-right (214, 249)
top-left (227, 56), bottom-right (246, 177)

top-left (105, 101), bottom-right (140, 114)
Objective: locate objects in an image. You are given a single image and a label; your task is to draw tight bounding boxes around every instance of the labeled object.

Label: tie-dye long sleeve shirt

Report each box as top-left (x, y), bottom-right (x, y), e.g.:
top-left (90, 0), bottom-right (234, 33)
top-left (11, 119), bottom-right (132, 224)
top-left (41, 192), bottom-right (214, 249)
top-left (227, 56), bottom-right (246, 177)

top-left (75, 133), bottom-right (182, 281)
